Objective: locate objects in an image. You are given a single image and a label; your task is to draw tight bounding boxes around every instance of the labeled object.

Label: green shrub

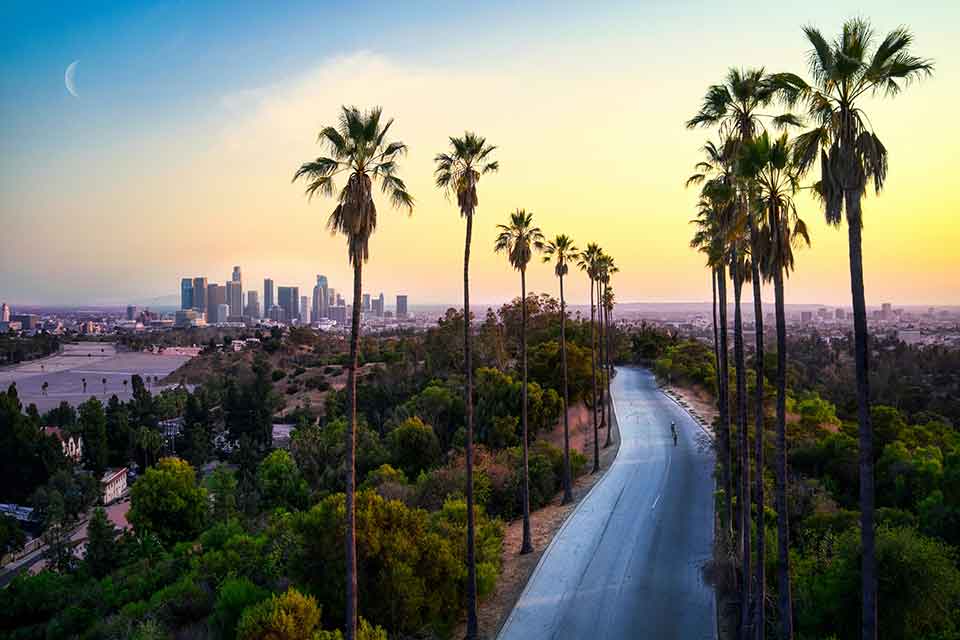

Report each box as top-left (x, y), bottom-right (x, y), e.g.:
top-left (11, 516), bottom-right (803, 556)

top-left (211, 577), bottom-right (269, 640)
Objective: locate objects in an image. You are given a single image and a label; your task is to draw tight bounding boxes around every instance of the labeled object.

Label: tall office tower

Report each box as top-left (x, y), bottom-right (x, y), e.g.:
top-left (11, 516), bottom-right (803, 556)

top-left (327, 288), bottom-right (336, 310)
top-left (232, 266), bottom-right (242, 285)
top-left (396, 295), bottom-right (408, 318)
top-left (336, 293), bottom-right (345, 307)
top-left (216, 303), bottom-right (231, 324)
top-left (378, 292), bottom-right (385, 317)
top-left (268, 305), bottom-right (286, 322)
top-left (330, 304), bottom-right (347, 325)
top-left (126, 305), bottom-right (138, 321)
top-left (245, 291), bottom-right (260, 318)
top-left (207, 284), bottom-right (226, 322)
top-left (263, 279), bottom-right (275, 315)
top-left (192, 277), bottom-right (208, 312)
top-left (1, 303), bottom-right (9, 322)
top-left (881, 302), bottom-right (892, 320)
top-left (312, 275), bottom-right (329, 320)
top-left (300, 296), bottom-right (310, 323)
top-left (278, 286), bottom-right (299, 321)
top-left (226, 280), bottom-right (243, 318)
top-left (180, 278), bottom-right (194, 310)
top-left (362, 293), bottom-right (371, 312)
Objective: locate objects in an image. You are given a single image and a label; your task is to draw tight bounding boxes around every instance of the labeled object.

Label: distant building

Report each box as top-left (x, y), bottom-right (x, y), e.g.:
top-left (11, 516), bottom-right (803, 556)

top-left (207, 284), bottom-right (226, 321)
top-left (881, 302), bottom-right (892, 320)
top-left (300, 295), bottom-right (310, 323)
top-left (263, 278), bottom-right (275, 315)
top-left (268, 305), bottom-right (286, 322)
top-left (11, 314), bottom-right (40, 331)
top-left (226, 280), bottom-right (243, 318)
top-left (101, 468), bottom-right (128, 504)
top-left (43, 427), bottom-right (83, 463)
top-left (192, 277), bottom-right (208, 312)
top-left (175, 309), bottom-right (202, 328)
top-left (378, 293), bottom-right (385, 317)
top-left (245, 291), bottom-right (260, 318)
top-left (396, 295), bottom-right (408, 318)
top-left (1, 303), bottom-right (9, 322)
top-left (328, 288), bottom-right (337, 309)
top-left (126, 305), bottom-right (138, 321)
top-left (180, 278), bottom-right (193, 310)
top-left (312, 275), bottom-right (328, 320)
top-left (216, 303), bottom-right (231, 324)
top-left (232, 266), bottom-right (242, 285)
top-left (835, 309), bottom-right (845, 320)
top-left (330, 304), bottom-right (347, 324)
top-left (362, 293), bottom-right (371, 312)
top-left (278, 286), bottom-right (300, 322)
top-left (800, 311), bottom-right (813, 324)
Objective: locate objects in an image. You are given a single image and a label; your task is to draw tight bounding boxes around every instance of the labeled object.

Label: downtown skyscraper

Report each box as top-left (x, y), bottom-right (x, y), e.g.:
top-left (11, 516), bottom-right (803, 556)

top-left (180, 278), bottom-right (193, 310)
top-left (312, 275), bottom-right (328, 320)
top-left (263, 278), bottom-right (275, 316)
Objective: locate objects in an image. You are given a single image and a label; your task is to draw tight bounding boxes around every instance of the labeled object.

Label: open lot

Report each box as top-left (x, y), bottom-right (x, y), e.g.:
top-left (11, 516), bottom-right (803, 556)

top-left (0, 343), bottom-right (193, 412)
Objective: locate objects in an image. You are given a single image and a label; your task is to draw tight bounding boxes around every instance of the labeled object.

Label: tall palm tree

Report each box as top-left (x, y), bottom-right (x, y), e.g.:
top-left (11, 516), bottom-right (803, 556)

top-left (738, 131), bottom-right (810, 640)
top-left (776, 21), bottom-right (932, 639)
top-left (494, 209), bottom-right (544, 555)
top-left (599, 255), bottom-right (618, 448)
top-left (577, 243), bottom-right (603, 472)
top-left (542, 234), bottom-right (579, 504)
top-left (294, 105), bottom-right (414, 640)
top-left (688, 70), bottom-right (801, 637)
top-left (434, 132), bottom-right (498, 639)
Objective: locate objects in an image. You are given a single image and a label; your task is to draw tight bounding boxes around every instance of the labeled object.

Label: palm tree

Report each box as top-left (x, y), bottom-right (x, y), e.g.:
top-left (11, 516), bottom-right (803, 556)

top-left (577, 243), bottom-right (603, 472)
top-left (541, 234), bottom-right (579, 504)
top-left (776, 21), bottom-right (932, 639)
top-left (81, 378), bottom-right (86, 394)
top-left (434, 132), bottom-right (497, 639)
top-left (738, 130), bottom-right (810, 640)
top-left (495, 209), bottom-right (544, 554)
top-left (599, 255), bottom-right (618, 448)
top-left (294, 105), bottom-right (414, 640)
top-left (102, 377), bottom-right (107, 395)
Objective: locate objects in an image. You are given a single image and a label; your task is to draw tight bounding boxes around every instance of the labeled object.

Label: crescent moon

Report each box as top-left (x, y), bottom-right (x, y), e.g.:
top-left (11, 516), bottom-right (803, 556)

top-left (65, 60), bottom-right (79, 97)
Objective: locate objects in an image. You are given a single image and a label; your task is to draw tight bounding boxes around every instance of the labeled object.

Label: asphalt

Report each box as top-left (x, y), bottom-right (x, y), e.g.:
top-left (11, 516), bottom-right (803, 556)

top-left (498, 366), bottom-right (716, 640)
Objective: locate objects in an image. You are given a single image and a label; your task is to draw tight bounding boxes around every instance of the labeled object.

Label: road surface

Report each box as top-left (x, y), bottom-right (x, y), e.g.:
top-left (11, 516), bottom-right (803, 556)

top-left (499, 367), bottom-right (715, 640)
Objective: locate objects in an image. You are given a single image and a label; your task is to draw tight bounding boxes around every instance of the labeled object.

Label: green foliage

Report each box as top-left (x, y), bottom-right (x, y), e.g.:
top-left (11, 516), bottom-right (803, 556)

top-left (528, 340), bottom-right (593, 401)
top-left (85, 506), bottom-right (118, 579)
top-left (211, 577), bottom-right (269, 640)
top-left (128, 457), bottom-right (207, 546)
top-left (291, 419), bottom-right (387, 496)
top-left (236, 587), bottom-right (322, 640)
top-left (78, 397), bottom-right (108, 478)
top-left (387, 416), bottom-right (441, 479)
top-left (652, 339), bottom-right (716, 389)
top-left (209, 466), bottom-right (239, 522)
top-left (257, 449), bottom-right (309, 511)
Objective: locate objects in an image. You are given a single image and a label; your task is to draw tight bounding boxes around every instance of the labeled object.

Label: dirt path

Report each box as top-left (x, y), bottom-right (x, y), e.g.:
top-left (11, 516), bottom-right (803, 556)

top-left (469, 398), bottom-right (621, 639)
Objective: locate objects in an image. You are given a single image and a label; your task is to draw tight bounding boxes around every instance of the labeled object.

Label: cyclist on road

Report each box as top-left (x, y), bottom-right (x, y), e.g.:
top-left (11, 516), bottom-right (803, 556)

top-left (671, 421), bottom-right (677, 446)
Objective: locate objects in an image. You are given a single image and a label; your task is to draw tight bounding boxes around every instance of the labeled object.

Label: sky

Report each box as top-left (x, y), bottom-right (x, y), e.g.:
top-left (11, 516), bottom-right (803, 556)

top-left (1, 0), bottom-right (958, 308)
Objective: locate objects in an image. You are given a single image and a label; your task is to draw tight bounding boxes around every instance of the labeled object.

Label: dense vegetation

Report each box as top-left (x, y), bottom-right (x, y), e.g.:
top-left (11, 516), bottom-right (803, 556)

top-left (0, 331), bottom-right (60, 365)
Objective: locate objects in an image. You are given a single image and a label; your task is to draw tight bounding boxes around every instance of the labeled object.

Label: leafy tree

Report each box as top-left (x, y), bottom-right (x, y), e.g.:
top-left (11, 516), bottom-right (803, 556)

top-left (292, 419), bottom-right (388, 496)
top-left (209, 465), bottom-right (239, 522)
top-left (105, 394), bottom-right (132, 467)
top-left (236, 587), bottom-right (323, 640)
top-left (387, 417), bottom-right (441, 480)
top-left (128, 457), bottom-right (207, 546)
top-left (84, 506), bottom-right (117, 578)
top-left (211, 577), bottom-right (269, 640)
top-left (257, 449), bottom-right (309, 511)
top-left (78, 397), bottom-right (108, 478)
top-left (0, 513), bottom-right (25, 556)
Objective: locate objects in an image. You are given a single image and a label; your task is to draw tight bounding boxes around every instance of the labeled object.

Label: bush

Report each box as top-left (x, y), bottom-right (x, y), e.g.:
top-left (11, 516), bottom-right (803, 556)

top-left (128, 457), bottom-right (207, 547)
top-left (388, 417), bottom-right (442, 479)
top-left (211, 578), bottom-right (269, 640)
top-left (236, 587), bottom-right (322, 640)
top-left (271, 370), bottom-right (286, 382)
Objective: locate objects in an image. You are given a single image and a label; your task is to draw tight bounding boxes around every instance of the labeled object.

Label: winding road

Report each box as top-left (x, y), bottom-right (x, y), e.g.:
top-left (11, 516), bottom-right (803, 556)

top-left (498, 367), bottom-right (716, 640)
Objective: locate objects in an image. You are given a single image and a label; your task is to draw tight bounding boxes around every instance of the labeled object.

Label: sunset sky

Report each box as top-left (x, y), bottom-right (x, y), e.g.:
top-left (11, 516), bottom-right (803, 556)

top-left (1, 1), bottom-right (958, 307)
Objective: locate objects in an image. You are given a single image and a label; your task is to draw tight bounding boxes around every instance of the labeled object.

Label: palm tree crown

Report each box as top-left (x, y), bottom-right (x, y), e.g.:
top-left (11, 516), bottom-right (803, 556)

top-left (776, 19), bottom-right (933, 223)
top-left (293, 106), bottom-right (414, 265)
top-left (541, 234), bottom-right (578, 276)
top-left (434, 132), bottom-right (499, 218)
top-left (494, 209), bottom-right (544, 272)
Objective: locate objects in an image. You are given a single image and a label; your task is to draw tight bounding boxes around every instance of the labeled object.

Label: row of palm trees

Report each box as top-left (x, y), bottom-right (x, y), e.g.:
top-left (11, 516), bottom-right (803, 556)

top-left (295, 114), bottom-right (619, 639)
top-left (687, 18), bottom-right (932, 640)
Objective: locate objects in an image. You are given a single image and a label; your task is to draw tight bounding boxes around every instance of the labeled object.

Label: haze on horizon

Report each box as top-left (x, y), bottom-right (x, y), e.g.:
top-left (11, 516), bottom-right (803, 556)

top-left (1, 1), bottom-right (958, 308)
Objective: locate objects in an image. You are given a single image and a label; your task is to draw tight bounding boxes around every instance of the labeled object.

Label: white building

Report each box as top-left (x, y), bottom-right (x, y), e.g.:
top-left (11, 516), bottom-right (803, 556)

top-left (43, 427), bottom-right (83, 463)
top-left (101, 468), bottom-right (128, 504)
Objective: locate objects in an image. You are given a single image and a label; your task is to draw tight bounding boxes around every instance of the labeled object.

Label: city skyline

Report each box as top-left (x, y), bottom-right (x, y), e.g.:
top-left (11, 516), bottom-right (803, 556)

top-left (2, 2), bottom-right (958, 308)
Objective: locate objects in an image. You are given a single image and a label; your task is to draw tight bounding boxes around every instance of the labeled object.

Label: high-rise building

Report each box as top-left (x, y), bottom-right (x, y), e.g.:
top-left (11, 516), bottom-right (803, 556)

top-left (192, 277), bottom-right (208, 313)
top-left (126, 305), bottom-right (138, 321)
top-left (226, 281), bottom-right (243, 318)
top-left (1, 303), bottom-right (9, 322)
top-left (278, 286), bottom-right (299, 322)
top-left (263, 279), bottom-right (275, 315)
top-left (835, 309), bottom-right (845, 320)
top-left (216, 303), bottom-right (230, 324)
top-left (300, 296), bottom-right (310, 324)
top-left (207, 284), bottom-right (226, 322)
top-left (232, 266), bottom-right (242, 284)
top-left (378, 292), bottom-right (385, 317)
top-left (881, 302), bottom-right (892, 320)
top-left (268, 305), bottom-right (286, 322)
top-left (330, 304), bottom-right (347, 325)
top-left (312, 275), bottom-right (328, 320)
top-left (180, 278), bottom-right (193, 310)
top-left (245, 291), bottom-right (260, 318)
top-left (396, 295), bottom-right (408, 318)
top-left (801, 310), bottom-right (813, 324)
top-left (328, 288), bottom-right (336, 309)
top-left (362, 293), bottom-right (371, 312)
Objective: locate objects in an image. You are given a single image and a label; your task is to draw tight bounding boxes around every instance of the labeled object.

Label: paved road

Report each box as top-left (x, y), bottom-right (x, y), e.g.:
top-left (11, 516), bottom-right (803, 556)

top-left (499, 367), bottom-right (715, 640)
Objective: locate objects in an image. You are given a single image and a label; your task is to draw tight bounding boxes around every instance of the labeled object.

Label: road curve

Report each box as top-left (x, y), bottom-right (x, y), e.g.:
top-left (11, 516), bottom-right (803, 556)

top-left (498, 367), bottom-right (715, 640)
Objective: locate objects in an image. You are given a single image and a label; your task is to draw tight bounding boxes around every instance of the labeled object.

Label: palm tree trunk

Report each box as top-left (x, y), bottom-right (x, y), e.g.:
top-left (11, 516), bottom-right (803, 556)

top-left (560, 272), bottom-right (573, 504)
top-left (749, 218), bottom-right (766, 640)
top-left (603, 282), bottom-right (613, 449)
top-left (344, 260), bottom-right (362, 640)
top-left (520, 269), bottom-right (533, 554)
top-left (712, 269), bottom-right (720, 399)
top-left (846, 191), bottom-right (876, 640)
top-left (597, 278), bottom-right (607, 432)
top-left (732, 254), bottom-right (751, 640)
top-left (590, 276), bottom-right (600, 473)
top-left (771, 210), bottom-right (793, 639)
top-left (717, 264), bottom-right (733, 536)
top-left (463, 213), bottom-right (479, 639)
